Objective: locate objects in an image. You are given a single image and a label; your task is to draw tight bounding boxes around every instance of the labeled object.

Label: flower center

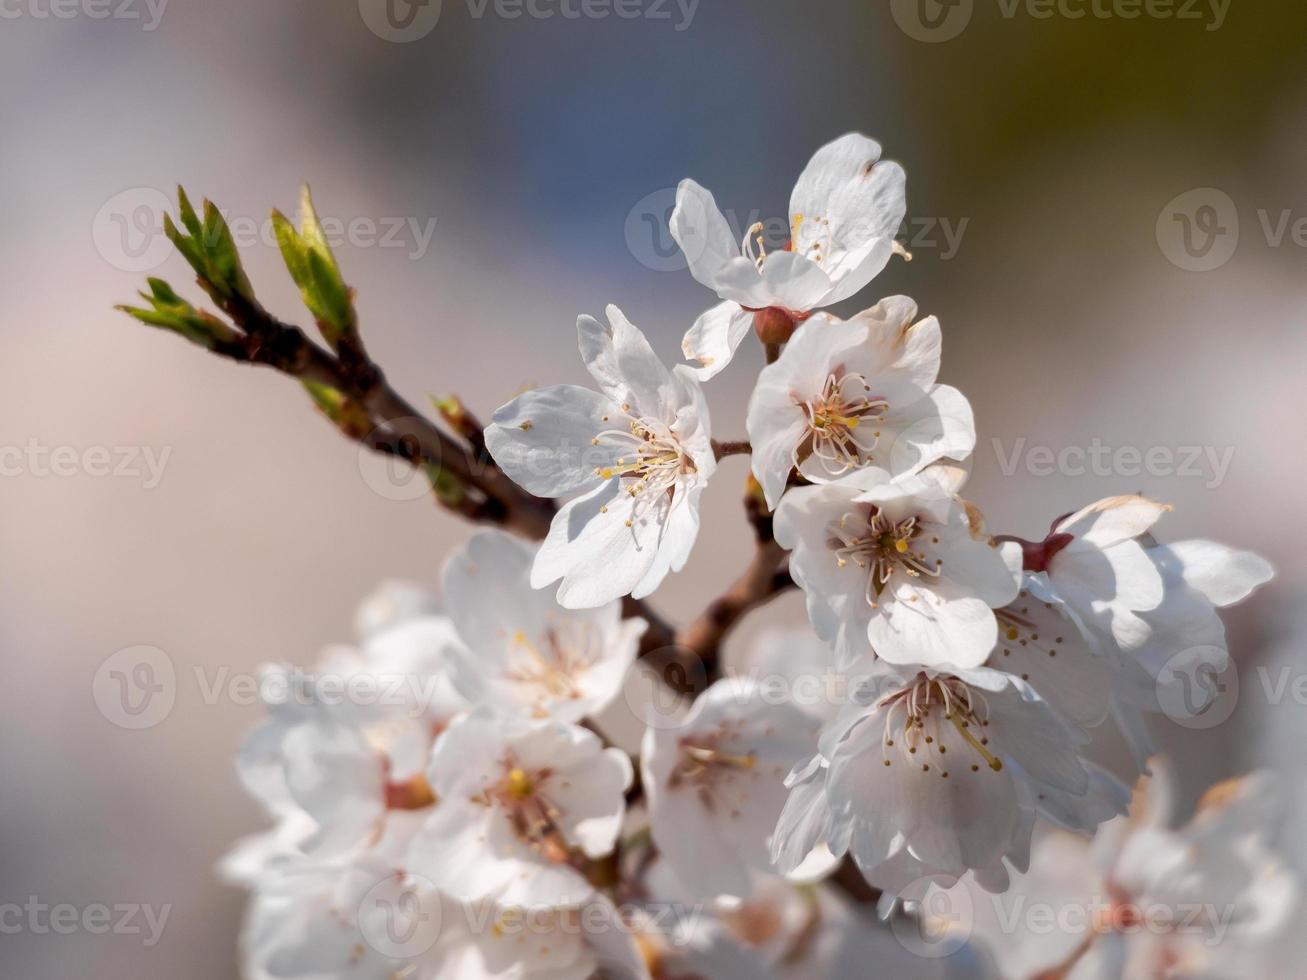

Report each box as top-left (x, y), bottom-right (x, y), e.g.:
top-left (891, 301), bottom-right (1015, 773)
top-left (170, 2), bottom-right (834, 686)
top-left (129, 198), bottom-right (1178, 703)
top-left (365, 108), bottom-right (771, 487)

top-left (480, 758), bottom-right (572, 863)
top-left (828, 507), bottom-right (941, 606)
top-left (877, 673), bottom-right (1003, 775)
top-left (799, 372), bottom-right (889, 476)
top-left (593, 414), bottom-right (691, 501)
top-left (670, 726), bottom-right (758, 814)
top-left (505, 625), bottom-right (600, 710)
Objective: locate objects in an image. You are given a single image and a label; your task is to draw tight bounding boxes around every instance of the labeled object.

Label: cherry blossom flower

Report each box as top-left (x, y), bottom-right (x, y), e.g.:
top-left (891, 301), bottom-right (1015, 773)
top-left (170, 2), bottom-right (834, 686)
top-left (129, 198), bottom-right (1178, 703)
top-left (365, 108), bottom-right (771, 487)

top-left (773, 467), bottom-right (1020, 668)
top-left (746, 296), bottom-right (975, 508)
top-left (241, 823), bottom-right (649, 980)
top-left (408, 708), bottom-right (632, 908)
top-left (1015, 495), bottom-right (1173, 651)
top-left (234, 606), bottom-right (467, 866)
top-left (1008, 497), bottom-right (1273, 772)
top-left (641, 678), bottom-right (823, 898)
top-left (441, 530), bottom-right (646, 723)
top-left (771, 661), bottom-right (1125, 897)
top-left (485, 306), bottom-right (715, 608)
top-left (670, 132), bottom-right (907, 380)
top-left (939, 765), bottom-right (1297, 979)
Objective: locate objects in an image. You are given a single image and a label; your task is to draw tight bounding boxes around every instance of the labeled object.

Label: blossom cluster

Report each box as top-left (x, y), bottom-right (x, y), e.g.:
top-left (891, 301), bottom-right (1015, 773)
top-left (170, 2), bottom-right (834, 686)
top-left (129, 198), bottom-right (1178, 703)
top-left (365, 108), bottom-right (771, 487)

top-left (225, 134), bottom-right (1291, 978)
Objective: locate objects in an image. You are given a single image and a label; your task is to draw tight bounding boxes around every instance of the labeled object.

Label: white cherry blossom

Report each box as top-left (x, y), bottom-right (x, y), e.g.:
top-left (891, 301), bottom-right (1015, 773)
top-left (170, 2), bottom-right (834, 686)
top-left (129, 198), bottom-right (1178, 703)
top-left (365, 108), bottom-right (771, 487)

top-left (747, 296), bottom-right (975, 508)
top-left (441, 530), bottom-right (646, 723)
top-left (1007, 497), bottom-right (1273, 772)
top-left (408, 708), bottom-right (632, 909)
top-left (235, 608), bottom-right (467, 866)
top-left (939, 765), bottom-right (1297, 979)
top-left (242, 833), bottom-right (649, 980)
top-left (485, 306), bottom-right (715, 608)
top-left (774, 467), bottom-right (1020, 668)
top-left (641, 677), bottom-right (823, 898)
top-left (670, 132), bottom-right (907, 379)
top-left (771, 661), bottom-right (1124, 897)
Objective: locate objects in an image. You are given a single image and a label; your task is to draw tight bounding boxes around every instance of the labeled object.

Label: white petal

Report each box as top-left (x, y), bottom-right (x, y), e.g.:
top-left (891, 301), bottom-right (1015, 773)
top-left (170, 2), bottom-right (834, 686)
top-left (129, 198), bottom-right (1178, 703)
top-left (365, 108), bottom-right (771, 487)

top-left (879, 384), bottom-right (976, 477)
top-left (669, 177), bottom-right (741, 292)
top-left (842, 297), bottom-right (938, 397)
top-left (1159, 539), bottom-right (1274, 607)
top-left (681, 301), bottom-right (755, 381)
top-left (724, 248), bottom-right (832, 311)
top-left (577, 306), bottom-right (678, 419)
top-left (1055, 494), bottom-right (1171, 548)
top-left (630, 482), bottom-right (703, 600)
top-left (531, 480), bottom-right (659, 609)
top-left (485, 384), bottom-right (617, 498)
top-left (787, 134), bottom-right (907, 304)
top-left (871, 578), bottom-right (999, 669)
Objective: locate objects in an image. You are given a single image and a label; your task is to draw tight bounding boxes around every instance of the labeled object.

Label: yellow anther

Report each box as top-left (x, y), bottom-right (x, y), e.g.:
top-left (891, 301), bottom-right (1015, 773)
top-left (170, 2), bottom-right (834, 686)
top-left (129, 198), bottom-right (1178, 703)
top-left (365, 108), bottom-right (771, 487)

top-left (505, 768), bottom-right (534, 799)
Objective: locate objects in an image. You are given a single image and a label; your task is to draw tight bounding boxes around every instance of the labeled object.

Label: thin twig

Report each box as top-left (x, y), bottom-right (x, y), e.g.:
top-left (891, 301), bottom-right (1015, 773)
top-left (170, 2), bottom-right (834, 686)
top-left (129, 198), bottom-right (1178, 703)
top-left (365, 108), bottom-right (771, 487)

top-left (712, 439), bottom-right (751, 460)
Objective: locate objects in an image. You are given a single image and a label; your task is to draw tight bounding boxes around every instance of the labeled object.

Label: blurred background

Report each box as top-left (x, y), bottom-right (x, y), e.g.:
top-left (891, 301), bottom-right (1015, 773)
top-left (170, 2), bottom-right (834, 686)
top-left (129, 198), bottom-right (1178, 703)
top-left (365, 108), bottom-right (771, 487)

top-left (3, 0), bottom-right (1307, 976)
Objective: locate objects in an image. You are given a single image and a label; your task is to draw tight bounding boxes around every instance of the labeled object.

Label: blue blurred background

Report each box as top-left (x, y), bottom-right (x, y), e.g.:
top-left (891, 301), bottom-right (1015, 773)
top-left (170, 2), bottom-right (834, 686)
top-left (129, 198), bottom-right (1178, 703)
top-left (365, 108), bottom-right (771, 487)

top-left (3, 1), bottom-right (1307, 976)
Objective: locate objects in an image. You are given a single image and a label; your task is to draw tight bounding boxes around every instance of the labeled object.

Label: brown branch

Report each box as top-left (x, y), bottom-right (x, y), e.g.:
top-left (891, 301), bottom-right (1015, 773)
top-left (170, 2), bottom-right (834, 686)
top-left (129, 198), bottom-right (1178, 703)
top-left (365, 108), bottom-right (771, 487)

top-left (207, 291), bottom-right (556, 538)
top-left (159, 287), bottom-right (685, 646)
top-left (674, 540), bottom-right (793, 675)
top-left (712, 439), bottom-right (751, 460)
